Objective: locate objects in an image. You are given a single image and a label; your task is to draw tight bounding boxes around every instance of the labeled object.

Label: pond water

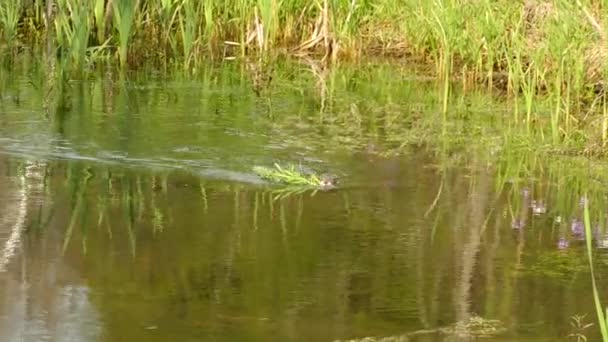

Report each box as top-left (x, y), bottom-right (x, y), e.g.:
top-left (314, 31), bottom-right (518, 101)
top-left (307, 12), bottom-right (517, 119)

top-left (0, 58), bottom-right (605, 341)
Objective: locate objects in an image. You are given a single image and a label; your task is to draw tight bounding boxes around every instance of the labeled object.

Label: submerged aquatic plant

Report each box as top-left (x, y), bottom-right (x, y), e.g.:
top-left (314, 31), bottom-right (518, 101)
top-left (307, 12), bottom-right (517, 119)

top-left (568, 314), bottom-right (594, 342)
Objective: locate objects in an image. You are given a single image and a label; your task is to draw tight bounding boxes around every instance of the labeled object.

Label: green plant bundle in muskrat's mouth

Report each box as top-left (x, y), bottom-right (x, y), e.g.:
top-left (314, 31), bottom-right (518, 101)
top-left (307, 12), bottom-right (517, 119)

top-left (253, 163), bottom-right (337, 189)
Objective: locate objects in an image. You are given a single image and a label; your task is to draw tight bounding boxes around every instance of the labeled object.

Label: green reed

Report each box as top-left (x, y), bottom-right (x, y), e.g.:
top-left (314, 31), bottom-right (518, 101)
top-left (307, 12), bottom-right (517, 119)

top-left (257, 0), bottom-right (275, 52)
top-left (603, 94), bottom-right (608, 147)
top-left (0, 0), bottom-right (20, 45)
top-left (584, 199), bottom-right (608, 341)
top-left (63, 165), bottom-right (93, 253)
top-left (0, 0), bottom-right (602, 118)
top-left (93, 0), bottom-right (106, 44)
top-left (428, 0), bottom-right (452, 120)
top-left (112, 0), bottom-right (136, 66)
top-left (177, 0), bottom-right (199, 67)
top-left (54, 0), bottom-right (92, 67)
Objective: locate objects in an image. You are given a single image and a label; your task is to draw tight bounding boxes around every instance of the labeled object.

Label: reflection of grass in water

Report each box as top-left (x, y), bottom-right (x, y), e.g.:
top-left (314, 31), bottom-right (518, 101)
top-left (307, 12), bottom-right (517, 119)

top-left (253, 191), bottom-right (259, 230)
top-left (497, 144), bottom-right (608, 217)
top-left (18, 141), bottom-right (608, 340)
top-left (7, 59), bottom-right (608, 341)
top-left (520, 250), bottom-right (587, 280)
top-left (63, 166), bottom-right (93, 254)
top-left (199, 182), bottom-right (208, 213)
top-left (0, 58), bottom-right (544, 162)
top-left (122, 179), bottom-right (137, 258)
top-left (497, 146), bottom-right (608, 340)
top-left (267, 186), bottom-right (321, 201)
top-left (584, 200), bottom-right (608, 341)
top-left (54, 162), bottom-right (171, 258)
top-left (6, 56), bottom-right (603, 168)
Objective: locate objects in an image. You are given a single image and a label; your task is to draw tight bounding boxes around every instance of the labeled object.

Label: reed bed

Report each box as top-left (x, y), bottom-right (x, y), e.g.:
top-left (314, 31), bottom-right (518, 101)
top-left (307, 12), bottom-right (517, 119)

top-left (1, 0), bottom-right (606, 150)
top-left (1, 1), bottom-right (604, 75)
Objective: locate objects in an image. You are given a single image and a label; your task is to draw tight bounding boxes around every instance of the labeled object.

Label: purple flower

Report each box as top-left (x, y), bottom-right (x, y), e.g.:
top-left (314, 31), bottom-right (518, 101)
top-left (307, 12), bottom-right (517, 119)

top-left (558, 237), bottom-right (569, 249)
top-left (571, 218), bottom-right (585, 239)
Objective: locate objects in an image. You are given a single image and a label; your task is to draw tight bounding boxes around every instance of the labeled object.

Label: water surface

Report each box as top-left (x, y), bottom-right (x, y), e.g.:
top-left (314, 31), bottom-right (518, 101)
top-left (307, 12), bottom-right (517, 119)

top-left (0, 59), bottom-right (604, 341)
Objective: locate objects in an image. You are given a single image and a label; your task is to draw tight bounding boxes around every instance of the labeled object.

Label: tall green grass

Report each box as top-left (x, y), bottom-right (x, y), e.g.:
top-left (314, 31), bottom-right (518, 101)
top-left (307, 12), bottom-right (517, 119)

top-left (54, 0), bottom-right (92, 67)
top-left (112, 0), bottom-right (136, 66)
top-left (0, 1), bottom-right (596, 70)
top-left (0, 0), bottom-right (20, 45)
top-left (0, 0), bottom-right (603, 116)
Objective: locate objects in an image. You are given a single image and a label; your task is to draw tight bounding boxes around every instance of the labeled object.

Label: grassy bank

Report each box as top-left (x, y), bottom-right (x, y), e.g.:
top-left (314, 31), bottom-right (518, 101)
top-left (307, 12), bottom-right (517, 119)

top-left (1, 1), bottom-right (605, 76)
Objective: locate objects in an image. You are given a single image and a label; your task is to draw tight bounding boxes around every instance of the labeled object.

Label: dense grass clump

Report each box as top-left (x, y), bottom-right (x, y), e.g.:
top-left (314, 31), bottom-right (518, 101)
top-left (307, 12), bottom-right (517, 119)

top-left (0, 1), bottom-right (607, 150)
top-left (1, 1), bottom-right (605, 75)
top-left (3, 3), bottom-right (607, 119)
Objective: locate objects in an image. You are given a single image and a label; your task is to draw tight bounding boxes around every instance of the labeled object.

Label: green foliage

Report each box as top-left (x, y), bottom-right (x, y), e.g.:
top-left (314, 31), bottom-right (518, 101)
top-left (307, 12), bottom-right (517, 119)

top-left (0, 0), bottom-right (20, 45)
top-left (0, 0), bottom-right (600, 154)
top-left (178, 0), bottom-right (199, 67)
top-left (54, 0), bottom-right (92, 67)
top-left (253, 163), bottom-right (324, 187)
top-left (112, 0), bottom-right (136, 66)
top-left (1, 3), bottom-right (605, 150)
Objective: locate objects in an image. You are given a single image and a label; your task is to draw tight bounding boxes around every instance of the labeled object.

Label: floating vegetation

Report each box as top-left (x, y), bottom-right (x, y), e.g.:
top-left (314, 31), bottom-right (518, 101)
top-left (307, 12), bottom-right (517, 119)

top-left (568, 314), bottom-right (595, 342)
top-left (252, 163), bottom-right (337, 201)
top-left (442, 316), bottom-right (507, 338)
top-left (253, 163), bottom-right (335, 188)
top-left (335, 316), bottom-right (506, 341)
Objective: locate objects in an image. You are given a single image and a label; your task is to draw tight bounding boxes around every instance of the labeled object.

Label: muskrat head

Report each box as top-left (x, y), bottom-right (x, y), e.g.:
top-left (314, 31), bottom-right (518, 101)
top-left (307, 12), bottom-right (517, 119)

top-left (319, 173), bottom-right (338, 188)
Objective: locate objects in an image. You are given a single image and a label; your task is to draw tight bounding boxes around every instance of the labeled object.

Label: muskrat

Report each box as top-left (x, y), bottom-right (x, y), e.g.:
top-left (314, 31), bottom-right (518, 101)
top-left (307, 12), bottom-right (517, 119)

top-left (295, 165), bottom-right (338, 188)
top-left (319, 173), bottom-right (338, 188)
